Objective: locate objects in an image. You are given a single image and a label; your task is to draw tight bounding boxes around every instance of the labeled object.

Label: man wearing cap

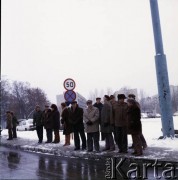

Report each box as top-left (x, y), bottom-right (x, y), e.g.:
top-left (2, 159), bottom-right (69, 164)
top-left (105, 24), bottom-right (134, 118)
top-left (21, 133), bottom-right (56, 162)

top-left (69, 101), bottom-right (86, 151)
top-left (93, 97), bottom-right (103, 123)
top-left (83, 100), bottom-right (100, 152)
top-left (110, 95), bottom-right (117, 143)
top-left (33, 105), bottom-right (43, 143)
top-left (113, 94), bottom-right (128, 153)
top-left (93, 97), bottom-right (104, 140)
top-left (101, 95), bottom-right (115, 151)
top-left (128, 94), bottom-right (147, 150)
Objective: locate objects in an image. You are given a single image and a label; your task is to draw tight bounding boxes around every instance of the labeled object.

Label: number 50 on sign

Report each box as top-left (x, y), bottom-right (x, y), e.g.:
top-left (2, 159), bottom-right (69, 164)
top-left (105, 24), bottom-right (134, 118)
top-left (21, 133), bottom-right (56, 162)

top-left (63, 78), bottom-right (76, 90)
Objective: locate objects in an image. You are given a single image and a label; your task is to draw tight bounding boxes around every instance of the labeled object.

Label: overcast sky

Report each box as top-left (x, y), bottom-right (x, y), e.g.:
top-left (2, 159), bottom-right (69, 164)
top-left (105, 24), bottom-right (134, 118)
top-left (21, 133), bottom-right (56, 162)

top-left (2, 0), bottom-right (178, 103)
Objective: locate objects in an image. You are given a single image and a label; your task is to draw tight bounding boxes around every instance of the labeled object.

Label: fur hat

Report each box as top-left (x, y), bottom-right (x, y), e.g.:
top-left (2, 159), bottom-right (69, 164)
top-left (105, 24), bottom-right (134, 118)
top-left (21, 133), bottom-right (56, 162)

top-left (117, 94), bottom-right (126, 100)
top-left (104, 95), bottom-right (110, 101)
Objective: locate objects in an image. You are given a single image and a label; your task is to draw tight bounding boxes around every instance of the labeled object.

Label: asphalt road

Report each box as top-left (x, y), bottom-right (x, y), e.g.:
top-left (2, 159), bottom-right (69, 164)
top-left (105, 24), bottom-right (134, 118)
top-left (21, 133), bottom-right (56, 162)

top-left (1, 146), bottom-right (177, 180)
top-left (0, 147), bottom-right (105, 180)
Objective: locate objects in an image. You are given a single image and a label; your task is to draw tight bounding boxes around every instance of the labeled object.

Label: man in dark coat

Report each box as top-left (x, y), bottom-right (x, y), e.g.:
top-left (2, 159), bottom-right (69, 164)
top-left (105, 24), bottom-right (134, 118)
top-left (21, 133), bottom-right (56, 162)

top-left (127, 99), bottom-right (143, 156)
top-left (6, 111), bottom-right (13, 140)
top-left (50, 104), bottom-right (60, 143)
top-left (93, 97), bottom-right (104, 140)
top-left (61, 102), bottom-right (72, 146)
top-left (128, 94), bottom-right (147, 150)
top-left (11, 111), bottom-right (18, 138)
top-left (101, 95), bottom-right (115, 151)
top-left (33, 105), bottom-right (43, 143)
top-left (42, 105), bottom-right (53, 143)
top-left (69, 101), bottom-right (86, 150)
top-left (93, 97), bottom-right (103, 124)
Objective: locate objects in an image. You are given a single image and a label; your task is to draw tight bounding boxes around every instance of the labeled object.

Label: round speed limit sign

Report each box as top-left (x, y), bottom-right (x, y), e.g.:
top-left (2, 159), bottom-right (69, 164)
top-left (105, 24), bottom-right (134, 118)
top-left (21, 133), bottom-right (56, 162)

top-left (63, 78), bottom-right (76, 90)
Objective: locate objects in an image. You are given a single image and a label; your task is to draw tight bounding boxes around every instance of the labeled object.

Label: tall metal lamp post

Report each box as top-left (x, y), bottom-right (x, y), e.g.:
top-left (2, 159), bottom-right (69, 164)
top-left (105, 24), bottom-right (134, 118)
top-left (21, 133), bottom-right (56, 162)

top-left (149, 0), bottom-right (174, 137)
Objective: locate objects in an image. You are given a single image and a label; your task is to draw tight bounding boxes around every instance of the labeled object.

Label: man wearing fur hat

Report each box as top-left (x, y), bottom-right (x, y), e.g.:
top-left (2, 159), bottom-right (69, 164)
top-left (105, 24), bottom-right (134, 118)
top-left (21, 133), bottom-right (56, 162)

top-left (112, 94), bottom-right (128, 153)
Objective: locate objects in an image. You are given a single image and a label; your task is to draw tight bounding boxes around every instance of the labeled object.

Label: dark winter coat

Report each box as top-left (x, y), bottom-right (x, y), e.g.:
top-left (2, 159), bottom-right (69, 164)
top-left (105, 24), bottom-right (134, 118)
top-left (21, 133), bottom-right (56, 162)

top-left (12, 115), bottom-right (18, 127)
top-left (68, 105), bottom-right (84, 131)
top-left (101, 101), bottom-right (113, 133)
top-left (127, 106), bottom-right (142, 135)
top-left (43, 109), bottom-right (53, 129)
top-left (6, 114), bottom-right (13, 129)
top-left (93, 102), bottom-right (103, 123)
top-left (50, 110), bottom-right (60, 130)
top-left (33, 110), bottom-right (43, 127)
top-left (112, 102), bottom-right (128, 127)
top-left (61, 107), bottom-right (72, 135)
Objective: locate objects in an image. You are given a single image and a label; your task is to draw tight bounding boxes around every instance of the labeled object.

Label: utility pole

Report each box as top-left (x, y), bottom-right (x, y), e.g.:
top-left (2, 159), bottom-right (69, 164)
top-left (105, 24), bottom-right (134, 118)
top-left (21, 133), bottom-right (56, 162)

top-left (149, 0), bottom-right (174, 137)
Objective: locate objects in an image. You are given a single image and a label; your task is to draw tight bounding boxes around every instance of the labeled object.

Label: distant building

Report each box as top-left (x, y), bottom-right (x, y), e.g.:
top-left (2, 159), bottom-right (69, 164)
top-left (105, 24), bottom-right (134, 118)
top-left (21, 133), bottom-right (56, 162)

top-left (56, 92), bottom-right (87, 112)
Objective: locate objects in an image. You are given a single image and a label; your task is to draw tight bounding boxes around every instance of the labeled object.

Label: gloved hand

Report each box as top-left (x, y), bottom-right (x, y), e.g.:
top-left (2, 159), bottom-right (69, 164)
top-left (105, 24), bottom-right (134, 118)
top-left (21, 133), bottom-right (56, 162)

top-left (86, 121), bottom-right (93, 125)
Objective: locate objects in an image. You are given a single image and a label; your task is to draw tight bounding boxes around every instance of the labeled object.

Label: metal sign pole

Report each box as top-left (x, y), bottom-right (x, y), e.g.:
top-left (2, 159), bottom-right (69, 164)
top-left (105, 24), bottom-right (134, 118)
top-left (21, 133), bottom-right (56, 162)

top-left (149, 0), bottom-right (174, 137)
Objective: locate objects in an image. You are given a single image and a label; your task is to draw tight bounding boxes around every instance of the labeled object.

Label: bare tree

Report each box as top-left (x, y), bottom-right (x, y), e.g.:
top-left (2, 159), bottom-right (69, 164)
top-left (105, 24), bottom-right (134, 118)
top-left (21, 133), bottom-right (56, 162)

top-left (1, 78), bottom-right (11, 128)
top-left (106, 87), bottom-right (113, 96)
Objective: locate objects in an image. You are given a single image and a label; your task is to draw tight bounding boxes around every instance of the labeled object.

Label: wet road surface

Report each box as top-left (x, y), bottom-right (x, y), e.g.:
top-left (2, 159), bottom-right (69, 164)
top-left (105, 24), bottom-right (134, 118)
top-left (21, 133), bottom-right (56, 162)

top-left (0, 147), bottom-right (105, 180)
top-left (1, 146), bottom-right (177, 179)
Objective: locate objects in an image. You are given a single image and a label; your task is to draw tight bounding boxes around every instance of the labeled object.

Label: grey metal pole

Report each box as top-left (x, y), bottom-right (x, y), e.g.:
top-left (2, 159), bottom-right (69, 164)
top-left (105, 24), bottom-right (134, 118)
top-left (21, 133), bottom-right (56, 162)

top-left (149, 0), bottom-right (174, 137)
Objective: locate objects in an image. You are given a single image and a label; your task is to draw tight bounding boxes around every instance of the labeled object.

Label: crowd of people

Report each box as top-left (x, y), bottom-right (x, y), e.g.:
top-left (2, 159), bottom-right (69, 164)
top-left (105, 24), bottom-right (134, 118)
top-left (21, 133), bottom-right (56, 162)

top-left (5, 93), bottom-right (147, 156)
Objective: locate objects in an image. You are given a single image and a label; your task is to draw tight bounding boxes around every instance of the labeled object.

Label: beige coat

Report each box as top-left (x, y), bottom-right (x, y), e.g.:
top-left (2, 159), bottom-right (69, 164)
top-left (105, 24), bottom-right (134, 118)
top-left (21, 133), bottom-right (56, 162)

top-left (112, 102), bottom-right (128, 127)
top-left (83, 106), bottom-right (99, 133)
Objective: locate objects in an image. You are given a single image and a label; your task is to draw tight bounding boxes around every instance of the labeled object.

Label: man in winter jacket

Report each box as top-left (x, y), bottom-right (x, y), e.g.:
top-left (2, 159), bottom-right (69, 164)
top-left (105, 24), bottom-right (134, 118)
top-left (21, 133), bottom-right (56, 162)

top-left (93, 97), bottom-right (104, 140)
top-left (11, 111), bottom-right (18, 138)
top-left (101, 95), bottom-right (115, 151)
top-left (128, 94), bottom-right (147, 150)
top-left (33, 105), bottom-right (43, 143)
top-left (113, 94), bottom-right (128, 153)
top-left (69, 101), bottom-right (86, 151)
top-left (6, 111), bottom-right (13, 140)
top-left (83, 100), bottom-right (100, 152)
top-left (42, 105), bottom-right (53, 143)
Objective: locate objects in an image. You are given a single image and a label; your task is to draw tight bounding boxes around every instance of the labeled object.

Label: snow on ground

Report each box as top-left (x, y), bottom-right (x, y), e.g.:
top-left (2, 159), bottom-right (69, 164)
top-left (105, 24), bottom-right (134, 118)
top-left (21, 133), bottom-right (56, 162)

top-left (1, 117), bottom-right (178, 151)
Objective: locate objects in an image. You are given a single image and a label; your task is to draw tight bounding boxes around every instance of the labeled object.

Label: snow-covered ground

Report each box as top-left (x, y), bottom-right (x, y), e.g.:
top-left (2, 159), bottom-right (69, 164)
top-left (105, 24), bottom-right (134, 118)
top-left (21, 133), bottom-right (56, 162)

top-left (1, 117), bottom-right (178, 151)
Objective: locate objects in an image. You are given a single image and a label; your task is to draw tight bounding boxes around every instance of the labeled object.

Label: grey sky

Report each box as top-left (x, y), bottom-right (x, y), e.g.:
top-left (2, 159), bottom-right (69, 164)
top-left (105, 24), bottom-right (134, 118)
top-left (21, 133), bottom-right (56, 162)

top-left (2, 0), bottom-right (178, 103)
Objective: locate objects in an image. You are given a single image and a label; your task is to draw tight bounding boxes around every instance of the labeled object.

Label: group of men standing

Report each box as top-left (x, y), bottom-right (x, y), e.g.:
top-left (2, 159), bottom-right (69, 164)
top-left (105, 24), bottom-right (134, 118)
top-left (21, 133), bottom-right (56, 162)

top-left (33, 104), bottom-right (60, 144)
top-left (5, 93), bottom-right (147, 156)
top-left (83, 94), bottom-right (147, 156)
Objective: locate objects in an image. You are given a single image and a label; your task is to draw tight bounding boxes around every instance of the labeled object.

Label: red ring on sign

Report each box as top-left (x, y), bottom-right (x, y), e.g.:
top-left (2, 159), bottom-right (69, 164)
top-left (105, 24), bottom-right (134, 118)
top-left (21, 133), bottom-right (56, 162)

top-left (64, 90), bottom-right (76, 102)
top-left (63, 78), bottom-right (76, 91)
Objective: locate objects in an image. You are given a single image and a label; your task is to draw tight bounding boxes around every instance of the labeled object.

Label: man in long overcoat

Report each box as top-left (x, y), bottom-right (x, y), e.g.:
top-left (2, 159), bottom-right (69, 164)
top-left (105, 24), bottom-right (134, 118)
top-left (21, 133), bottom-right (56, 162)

top-left (101, 95), bottom-right (115, 151)
top-left (69, 101), bottom-right (86, 150)
top-left (83, 100), bottom-right (100, 152)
